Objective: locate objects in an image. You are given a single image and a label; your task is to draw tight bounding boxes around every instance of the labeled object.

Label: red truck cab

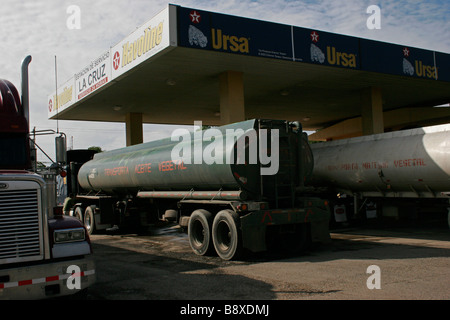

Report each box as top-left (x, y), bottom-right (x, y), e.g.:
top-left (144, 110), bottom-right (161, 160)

top-left (0, 58), bottom-right (95, 300)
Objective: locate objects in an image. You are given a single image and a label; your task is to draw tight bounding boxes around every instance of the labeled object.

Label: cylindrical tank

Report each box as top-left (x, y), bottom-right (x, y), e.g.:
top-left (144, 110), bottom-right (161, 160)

top-left (310, 124), bottom-right (450, 198)
top-left (78, 120), bottom-right (260, 195)
top-left (78, 119), bottom-right (311, 199)
top-left (78, 119), bottom-right (312, 199)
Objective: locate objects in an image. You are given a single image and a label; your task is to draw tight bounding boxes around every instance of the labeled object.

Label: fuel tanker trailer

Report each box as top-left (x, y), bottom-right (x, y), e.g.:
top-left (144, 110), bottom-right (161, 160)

top-left (310, 124), bottom-right (450, 227)
top-left (69, 119), bottom-right (330, 260)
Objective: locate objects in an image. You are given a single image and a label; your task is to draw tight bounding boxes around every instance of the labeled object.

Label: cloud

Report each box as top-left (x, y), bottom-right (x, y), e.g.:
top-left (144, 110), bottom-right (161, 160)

top-left (1, 0), bottom-right (169, 162)
top-left (1, 0), bottom-right (449, 162)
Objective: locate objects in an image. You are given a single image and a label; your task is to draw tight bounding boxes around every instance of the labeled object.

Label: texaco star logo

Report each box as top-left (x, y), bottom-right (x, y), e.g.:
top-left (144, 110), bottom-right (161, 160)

top-left (113, 51), bottom-right (120, 70)
top-left (48, 99), bottom-right (52, 112)
top-left (310, 31), bottom-right (319, 43)
top-left (403, 47), bottom-right (410, 57)
top-left (190, 10), bottom-right (201, 24)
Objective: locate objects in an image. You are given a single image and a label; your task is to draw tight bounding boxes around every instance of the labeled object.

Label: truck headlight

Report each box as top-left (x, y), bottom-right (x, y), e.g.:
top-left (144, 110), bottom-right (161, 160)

top-left (54, 228), bottom-right (86, 243)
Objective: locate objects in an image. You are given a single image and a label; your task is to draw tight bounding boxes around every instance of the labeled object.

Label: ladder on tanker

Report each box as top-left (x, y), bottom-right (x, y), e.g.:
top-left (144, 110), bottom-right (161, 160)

top-left (274, 135), bottom-right (296, 208)
top-left (259, 120), bottom-right (296, 208)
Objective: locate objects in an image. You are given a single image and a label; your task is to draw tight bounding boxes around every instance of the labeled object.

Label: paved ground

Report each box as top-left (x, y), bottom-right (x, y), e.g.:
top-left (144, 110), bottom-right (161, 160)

top-left (86, 218), bottom-right (450, 302)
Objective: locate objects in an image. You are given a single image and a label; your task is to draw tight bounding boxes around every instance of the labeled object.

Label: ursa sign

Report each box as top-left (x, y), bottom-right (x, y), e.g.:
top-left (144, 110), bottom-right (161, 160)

top-left (359, 39), bottom-right (440, 80)
top-left (176, 5), bottom-right (449, 82)
top-left (178, 7), bottom-right (294, 61)
top-left (294, 28), bottom-right (360, 69)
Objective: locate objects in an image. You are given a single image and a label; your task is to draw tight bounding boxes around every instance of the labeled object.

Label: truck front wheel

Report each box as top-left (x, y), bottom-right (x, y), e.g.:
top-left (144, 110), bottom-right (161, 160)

top-left (73, 206), bottom-right (84, 223)
top-left (188, 209), bottom-right (214, 256)
top-left (212, 210), bottom-right (242, 261)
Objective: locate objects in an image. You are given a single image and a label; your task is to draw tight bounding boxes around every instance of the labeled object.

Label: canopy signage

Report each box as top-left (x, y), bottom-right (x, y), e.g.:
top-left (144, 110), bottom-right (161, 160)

top-left (293, 27), bottom-right (360, 69)
top-left (110, 7), bottom-right (173, 80)
top-left (75, 50), bottom-right (111, 101)
top-left (177, 7), bottom-right (294, 61)
top-left (177, 5), bottom-right (449, 81)
top-left (48, 77), bottom-right (75, 118)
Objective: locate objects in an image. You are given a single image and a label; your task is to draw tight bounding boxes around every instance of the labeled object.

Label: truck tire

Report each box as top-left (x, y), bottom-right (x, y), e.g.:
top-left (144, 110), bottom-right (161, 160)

top-left (84, 205), bottom-right (96, 235)
top-left (164, 209), bottom-right (178, 222)
top-left (188, 209), bottom-right (214, 256)
top-left (73, 206), bottom-right (84, 223)
top-left (212, 210), bottom-right (242, 260)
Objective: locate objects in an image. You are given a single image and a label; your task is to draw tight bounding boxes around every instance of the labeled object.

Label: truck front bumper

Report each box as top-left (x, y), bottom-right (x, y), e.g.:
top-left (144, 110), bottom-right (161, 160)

top-left (0, 256), bottom-right (95, 300)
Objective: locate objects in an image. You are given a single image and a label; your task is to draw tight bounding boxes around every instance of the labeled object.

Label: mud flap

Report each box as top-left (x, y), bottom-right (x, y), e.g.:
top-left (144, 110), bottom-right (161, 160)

top-left (240, 224), bottom-right (267, 253)
top-left (240, 200), bottom-right (331, 253)
top-left (311, 219), bottom-right (331, 244)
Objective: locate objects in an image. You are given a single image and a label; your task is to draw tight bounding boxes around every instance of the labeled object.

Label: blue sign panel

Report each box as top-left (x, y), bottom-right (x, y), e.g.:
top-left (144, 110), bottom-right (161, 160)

top-left (177, 7), bottom-right (293, 60)
top-left (435, 52), bottom-right (450, 82)
top-left (359, 39), bottom-right (401, 76)
top-left (293, 27), bottom-right (360, 70)
top-left (176, 6), bottom-right (449, 82)
top-left (360, 39), bottom-right (438, 80)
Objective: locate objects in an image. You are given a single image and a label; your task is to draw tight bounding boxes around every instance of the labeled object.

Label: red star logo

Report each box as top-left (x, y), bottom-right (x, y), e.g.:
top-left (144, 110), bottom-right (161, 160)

top-left (113, 51), bottom-right (120, 70)
top-left (48, 99), bottom-right (53, 112)
top-left (190, 10), bottom-right (201, 24)
top-left (403, 47), bottom-right (410, 57)
top-left (310, 31), bottom-right (319, 43)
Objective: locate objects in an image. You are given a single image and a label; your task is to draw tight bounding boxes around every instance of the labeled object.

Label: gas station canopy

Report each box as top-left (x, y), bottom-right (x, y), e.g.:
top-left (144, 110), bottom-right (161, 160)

top-left (48, 4), bottom-right (450, 143)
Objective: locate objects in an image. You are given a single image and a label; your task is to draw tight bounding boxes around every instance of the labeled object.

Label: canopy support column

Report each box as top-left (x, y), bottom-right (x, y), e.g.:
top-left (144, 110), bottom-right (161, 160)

top-left (361, 87), bottom-right (384, 135)
top-left (219, 71), bottom-right (246, 124)
top-left (126, 112), bottom-right (143, 146)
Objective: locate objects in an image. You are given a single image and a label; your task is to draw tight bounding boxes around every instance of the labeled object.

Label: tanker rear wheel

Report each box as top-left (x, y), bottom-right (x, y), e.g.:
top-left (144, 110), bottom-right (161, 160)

top-left (188, 209), bottom-right (214, 256)
top-left (84, 205), bottom-right (96, 235)
top-left (212, 210), bottom-right (242, 261)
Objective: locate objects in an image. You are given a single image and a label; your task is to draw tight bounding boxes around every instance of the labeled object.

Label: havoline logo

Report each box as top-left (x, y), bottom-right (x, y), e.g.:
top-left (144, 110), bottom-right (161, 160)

top-left (309, 31), bottom-right (357, 68)
top-left (120, 21), bottom-right (164, 68)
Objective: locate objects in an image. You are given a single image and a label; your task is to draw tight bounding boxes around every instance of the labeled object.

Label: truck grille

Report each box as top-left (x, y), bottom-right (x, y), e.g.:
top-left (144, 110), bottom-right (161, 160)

top-left (0, 189), bottom-right (41, 261)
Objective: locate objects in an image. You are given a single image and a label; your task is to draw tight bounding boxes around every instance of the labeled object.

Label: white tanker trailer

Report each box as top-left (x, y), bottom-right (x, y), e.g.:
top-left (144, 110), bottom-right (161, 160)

top-left (310, 124), bottom-right (450, 227)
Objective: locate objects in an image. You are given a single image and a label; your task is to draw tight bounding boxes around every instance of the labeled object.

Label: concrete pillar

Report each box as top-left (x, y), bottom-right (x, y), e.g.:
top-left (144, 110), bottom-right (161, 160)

top-left (219, 71), bottom-right (246, 124)
top-left (361, 87), bottom-right (384, 135)
top-left (125, 112), bottom-right (143, 146)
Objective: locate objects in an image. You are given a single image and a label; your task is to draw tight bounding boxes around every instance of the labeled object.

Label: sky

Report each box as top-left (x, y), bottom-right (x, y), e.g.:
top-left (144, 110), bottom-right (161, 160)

top-left (1, 0), bottom-right (449, 163)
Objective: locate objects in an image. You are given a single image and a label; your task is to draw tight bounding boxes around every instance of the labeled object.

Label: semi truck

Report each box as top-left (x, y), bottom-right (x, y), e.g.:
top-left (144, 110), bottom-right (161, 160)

top-left (0, 56), bottom-right (95, 299)
top-left (310, 124), bottom-right (450, 227)
top-left (67, 119), bottom-right (331, 260)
